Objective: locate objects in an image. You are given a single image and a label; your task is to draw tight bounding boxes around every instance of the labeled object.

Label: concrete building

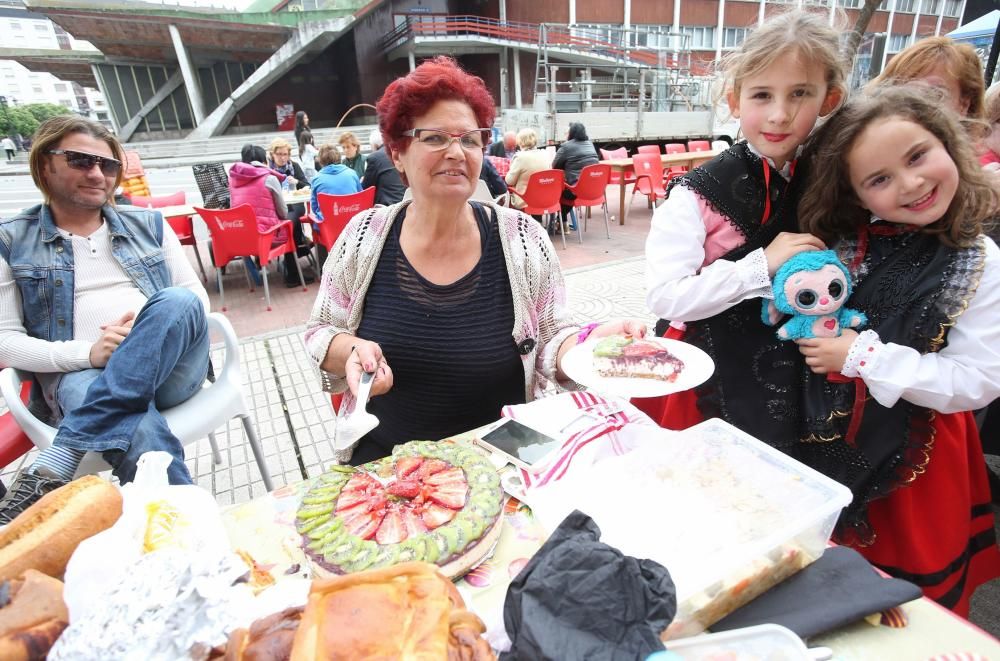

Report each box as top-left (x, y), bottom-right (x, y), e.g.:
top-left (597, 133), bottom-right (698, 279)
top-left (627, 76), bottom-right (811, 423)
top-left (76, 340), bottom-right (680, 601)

top-left (2, 0), bottom-right (965, 142)
top-left (0, 0), bottom-right (109, 126)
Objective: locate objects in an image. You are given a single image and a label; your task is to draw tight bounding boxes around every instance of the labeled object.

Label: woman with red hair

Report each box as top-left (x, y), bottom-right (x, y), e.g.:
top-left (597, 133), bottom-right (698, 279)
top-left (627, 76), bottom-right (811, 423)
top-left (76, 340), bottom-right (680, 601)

top-left (304, 57), bottom-right (644, 464)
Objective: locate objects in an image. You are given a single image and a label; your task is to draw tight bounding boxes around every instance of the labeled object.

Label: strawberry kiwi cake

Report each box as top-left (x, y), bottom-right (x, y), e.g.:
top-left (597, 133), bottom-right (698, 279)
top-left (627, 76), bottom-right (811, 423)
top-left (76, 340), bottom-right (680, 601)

top-left (296, 441), bottom-right (504, 579)
top-left (592, 335), bottom-right (685, 381)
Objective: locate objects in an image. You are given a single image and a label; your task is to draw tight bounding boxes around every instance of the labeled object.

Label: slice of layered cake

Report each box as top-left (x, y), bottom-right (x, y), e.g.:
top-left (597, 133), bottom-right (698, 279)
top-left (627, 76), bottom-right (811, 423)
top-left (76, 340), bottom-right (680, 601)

top-left (592, 336), bottom-right (685, 382)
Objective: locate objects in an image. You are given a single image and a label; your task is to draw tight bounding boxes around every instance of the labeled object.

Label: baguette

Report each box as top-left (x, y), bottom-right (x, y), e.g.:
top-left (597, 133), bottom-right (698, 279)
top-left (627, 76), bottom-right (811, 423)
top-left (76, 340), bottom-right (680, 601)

top-left (0, 475), bottom-right (122, 581)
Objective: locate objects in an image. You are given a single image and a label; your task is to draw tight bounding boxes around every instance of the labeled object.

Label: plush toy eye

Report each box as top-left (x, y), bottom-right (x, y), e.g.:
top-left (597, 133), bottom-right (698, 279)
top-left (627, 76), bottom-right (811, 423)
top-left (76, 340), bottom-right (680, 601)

top-left (796, 289), bottom-right (818, 309)
top-left (828, 280), bottom-right (844, 298)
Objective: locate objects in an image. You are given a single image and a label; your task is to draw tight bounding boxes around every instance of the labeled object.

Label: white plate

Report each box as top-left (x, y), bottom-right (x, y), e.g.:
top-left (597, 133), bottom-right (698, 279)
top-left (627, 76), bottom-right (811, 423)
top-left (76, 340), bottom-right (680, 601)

top-left (562, 336), bottom-right (715, 398)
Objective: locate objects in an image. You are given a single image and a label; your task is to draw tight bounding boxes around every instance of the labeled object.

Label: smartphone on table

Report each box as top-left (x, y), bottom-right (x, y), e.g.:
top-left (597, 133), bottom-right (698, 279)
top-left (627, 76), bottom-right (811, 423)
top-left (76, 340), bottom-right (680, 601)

top-left (473, 419), bottom-right (561, 471)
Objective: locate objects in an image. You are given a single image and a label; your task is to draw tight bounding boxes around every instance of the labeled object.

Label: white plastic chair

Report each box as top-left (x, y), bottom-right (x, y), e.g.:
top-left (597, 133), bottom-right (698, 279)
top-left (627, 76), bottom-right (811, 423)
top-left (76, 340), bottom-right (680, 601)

top-left (0, 313), bottom-right (274, 490)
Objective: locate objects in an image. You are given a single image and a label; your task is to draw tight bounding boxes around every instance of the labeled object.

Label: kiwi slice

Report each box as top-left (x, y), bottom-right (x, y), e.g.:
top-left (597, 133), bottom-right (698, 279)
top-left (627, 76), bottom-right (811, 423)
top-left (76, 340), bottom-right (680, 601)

top-left (371, 543), bottom-right (401, 570)
top-left (325, 537), bottom-right (362, 566)
top-left (396, 538), bottom-right (427, 563)
top-left (301, 491), bottom-right (338, 506)
top-left (437, 525), bottom-right (461, 556)
top-left (342, 541), bottom-right (379, 573)
top-left (327, 465), bottom-right (356, 474)
top-left (297, 502), bottom-right (335, 519)
top-left (297, 514), bottom-right (334, 536)
top-left (425, 532), bottom-right (451, 562)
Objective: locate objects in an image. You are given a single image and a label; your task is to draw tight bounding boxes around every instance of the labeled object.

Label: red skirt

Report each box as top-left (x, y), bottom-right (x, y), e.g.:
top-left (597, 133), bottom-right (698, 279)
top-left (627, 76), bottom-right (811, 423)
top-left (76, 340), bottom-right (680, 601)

top-left (849, 410), bottom-right (1000, 617)
top-left (632, 326), bottom-right (705, 429)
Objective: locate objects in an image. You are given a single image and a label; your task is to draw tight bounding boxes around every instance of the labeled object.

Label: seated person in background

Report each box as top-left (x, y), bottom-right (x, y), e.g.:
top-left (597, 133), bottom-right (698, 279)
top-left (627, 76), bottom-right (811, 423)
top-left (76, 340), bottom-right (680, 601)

top-left (0, 116), bottom-right (210, 522)
top-left (229, 144), bottom-right (313, 286)
top-left (362, 130), bottom-right (406, 206)
top-left (338, 132), bottom-right (366, 181)
top-left (505, 128), bottom-right (552, 212)
top-left (268, 137), bottom-right (308, 194)
top-left (295, 130), bottom-right (319, 180)
top-left (488, 131), bottom-right (518, 159)
top-left (310, 144), bottom-right (363, 221)
top-left (552, 122), bottom-right (599, 231)
top-left (304, 56), bottom-right (644, 465)
top-left (479, 156), bottom-right (507, 198)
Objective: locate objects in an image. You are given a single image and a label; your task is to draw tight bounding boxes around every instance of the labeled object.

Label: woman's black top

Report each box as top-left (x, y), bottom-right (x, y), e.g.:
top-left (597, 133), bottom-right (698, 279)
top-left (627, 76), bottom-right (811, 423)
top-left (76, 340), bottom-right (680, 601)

top-left (351, 202), bottom-right (525, 464)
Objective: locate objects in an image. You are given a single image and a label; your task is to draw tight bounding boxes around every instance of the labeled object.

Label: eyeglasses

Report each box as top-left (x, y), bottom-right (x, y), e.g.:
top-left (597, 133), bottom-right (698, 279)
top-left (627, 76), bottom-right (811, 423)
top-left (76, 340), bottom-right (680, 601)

top-left (47, 149), bottom-right (122, 176)
top-left (402, 128), bottom-right (492, 152)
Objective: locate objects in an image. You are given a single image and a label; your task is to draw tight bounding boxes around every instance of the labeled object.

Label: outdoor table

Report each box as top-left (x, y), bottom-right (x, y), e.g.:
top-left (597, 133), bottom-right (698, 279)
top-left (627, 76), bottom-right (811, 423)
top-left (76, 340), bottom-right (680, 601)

top-left (285, 187), bottom-right (312, 206)
top-left (156, 204), bottom-right (196, 221)
top-left (602, 149), bottom-right (721, 225)
top-left (220, 424), bottom-right (1000, 659)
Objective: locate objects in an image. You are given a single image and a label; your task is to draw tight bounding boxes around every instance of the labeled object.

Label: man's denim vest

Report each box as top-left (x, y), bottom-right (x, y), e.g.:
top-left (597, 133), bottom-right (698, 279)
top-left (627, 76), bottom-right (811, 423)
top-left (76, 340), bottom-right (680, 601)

top-left (0, 204), bottom-right (170, 343)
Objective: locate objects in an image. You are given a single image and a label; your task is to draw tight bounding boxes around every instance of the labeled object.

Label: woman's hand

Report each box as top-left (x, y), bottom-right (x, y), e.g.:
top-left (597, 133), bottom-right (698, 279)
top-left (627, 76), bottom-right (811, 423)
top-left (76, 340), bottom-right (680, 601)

top-left (556, 319), bottom-right (647, 380)
top-left (763, 232), bottom-right (827, 277)
top-left (344, 340), bottom-right (394, 398)
top-left (588, 319), bottom-right (647, 341)
top-left (796, 329), bottom-right (858, 374)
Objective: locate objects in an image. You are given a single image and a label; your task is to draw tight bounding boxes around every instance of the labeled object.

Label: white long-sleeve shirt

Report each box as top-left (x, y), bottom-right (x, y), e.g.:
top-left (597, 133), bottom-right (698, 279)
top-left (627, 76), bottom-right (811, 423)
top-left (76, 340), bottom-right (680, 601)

top-left (0, 217), bottom-right (210, 374)
top-left (645, 182), bottom-right (1000, 415)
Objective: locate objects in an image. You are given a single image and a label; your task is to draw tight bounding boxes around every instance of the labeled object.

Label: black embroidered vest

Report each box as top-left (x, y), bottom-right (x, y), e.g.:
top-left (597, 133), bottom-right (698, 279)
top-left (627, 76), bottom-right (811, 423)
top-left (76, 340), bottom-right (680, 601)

top-left (666, 142), bottom-right (805, 452)
top-left (793, 227), bottom-right (986, 542)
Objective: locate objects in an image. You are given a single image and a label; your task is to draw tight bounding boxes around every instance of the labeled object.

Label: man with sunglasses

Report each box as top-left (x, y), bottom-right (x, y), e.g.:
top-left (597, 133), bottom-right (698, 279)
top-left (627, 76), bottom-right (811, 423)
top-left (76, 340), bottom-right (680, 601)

top-left (0, 116), bottom-right (210, 522)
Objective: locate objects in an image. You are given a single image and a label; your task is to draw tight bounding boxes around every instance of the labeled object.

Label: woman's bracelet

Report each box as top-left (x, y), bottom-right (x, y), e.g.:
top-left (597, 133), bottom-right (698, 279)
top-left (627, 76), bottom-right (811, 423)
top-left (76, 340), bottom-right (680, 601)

top-left (577, 322), bottom-right (601, 344)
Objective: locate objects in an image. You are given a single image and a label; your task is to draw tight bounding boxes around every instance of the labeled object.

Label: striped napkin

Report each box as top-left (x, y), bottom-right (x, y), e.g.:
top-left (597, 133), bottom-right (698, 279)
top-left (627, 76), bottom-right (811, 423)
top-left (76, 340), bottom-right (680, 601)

top-left (500, 390), bottom-right (659, 490)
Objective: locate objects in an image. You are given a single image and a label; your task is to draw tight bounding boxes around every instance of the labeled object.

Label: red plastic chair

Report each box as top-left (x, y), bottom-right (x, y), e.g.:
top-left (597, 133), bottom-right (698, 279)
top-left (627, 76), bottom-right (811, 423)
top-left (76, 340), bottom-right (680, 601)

top-left (564, 163), bottom-right (612, 240)
top-left (630, 153), bottom-right (668, 218)
top-left (687, 140), bottom-right (712, 152)
top-left (636, 145), bottom-right (662, 155)
top-left (127, 192), bottom-right (186, 207)
top-left (128, 191), bottom-right (208, 283)
top-left (195, 204), bottom-right (306, 312)
top-left (308, 187), bottom-right (377, 253)
top-left (664, 143), bottom-right (689, 184)
top-left (507, 169), bottom-right (567, 249)
top-left (0, 381), bottom-right (34, 470)
top-left (600, 147), bottom-right (637, 188)
top-left (486, 155), bottom-right (511, 178)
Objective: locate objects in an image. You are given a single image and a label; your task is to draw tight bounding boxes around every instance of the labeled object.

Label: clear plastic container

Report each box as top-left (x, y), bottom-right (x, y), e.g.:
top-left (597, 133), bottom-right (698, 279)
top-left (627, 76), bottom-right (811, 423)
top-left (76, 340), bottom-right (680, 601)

top-left (663, 623), bottom-right (812, 660)
top-left (529, 418), bottom-right (853, 640)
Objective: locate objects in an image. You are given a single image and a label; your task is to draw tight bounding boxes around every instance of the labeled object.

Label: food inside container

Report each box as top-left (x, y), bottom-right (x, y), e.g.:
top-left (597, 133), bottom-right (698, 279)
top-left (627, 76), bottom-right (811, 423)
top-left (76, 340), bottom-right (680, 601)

top-left (527, 418), bottom-right (852, 639)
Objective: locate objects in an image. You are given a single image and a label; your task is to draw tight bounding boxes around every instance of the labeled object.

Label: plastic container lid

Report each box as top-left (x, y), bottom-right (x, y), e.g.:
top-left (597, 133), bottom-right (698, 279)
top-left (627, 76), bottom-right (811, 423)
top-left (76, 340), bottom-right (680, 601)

top-left (663, 623), bottom-right (810, 660)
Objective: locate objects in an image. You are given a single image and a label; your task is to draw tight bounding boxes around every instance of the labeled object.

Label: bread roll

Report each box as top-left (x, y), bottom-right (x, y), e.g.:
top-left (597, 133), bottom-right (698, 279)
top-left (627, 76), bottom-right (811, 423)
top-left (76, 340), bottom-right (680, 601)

top-left (0, 569), bottom-right (69, 661)
top-left (0, 475), bottom-right (122, 581)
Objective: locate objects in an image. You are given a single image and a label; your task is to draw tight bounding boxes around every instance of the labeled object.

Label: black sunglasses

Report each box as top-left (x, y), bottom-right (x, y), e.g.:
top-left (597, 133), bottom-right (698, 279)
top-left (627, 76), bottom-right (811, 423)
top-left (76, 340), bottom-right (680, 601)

top-left (47, 149), bottom-right (122, 176)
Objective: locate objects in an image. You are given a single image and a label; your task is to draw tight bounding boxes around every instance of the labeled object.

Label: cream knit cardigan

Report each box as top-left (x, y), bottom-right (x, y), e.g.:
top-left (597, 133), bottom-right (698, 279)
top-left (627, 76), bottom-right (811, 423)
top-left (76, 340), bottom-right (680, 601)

top-left (303, 200), bottom-right (580, 414)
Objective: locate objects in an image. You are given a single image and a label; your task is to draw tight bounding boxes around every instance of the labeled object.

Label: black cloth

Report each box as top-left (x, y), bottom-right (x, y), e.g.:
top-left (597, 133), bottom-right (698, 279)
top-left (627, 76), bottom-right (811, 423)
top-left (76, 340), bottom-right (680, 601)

top-left (668, 142), bottom-right (805, 456)
top-left (361, 147), bottom-right (406, 206)
top-left (480, 157), bottom-right (507, 198)
top-left (713, 546), bottom-right (921, 639)
top-left (551, 139), bottom-right (599, 185)
top-left (269, 160), bottom-right (308, 190)
top-left (351, 202), bottom-right (525, 462)
top-left (501, 510), bottom-right (676, 661)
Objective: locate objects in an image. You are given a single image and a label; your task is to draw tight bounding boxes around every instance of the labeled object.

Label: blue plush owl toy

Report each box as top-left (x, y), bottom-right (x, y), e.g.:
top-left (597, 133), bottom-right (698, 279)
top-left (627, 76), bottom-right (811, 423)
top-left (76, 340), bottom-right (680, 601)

top-left (762, 250), bottom-right (867, 340)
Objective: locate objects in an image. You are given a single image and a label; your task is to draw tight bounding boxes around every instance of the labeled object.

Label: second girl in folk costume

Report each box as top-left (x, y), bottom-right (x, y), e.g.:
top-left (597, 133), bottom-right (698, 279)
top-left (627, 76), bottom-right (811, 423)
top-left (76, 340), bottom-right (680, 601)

top-left (796, 85), bottom-right (1000, 615)
top-left (642, 9), bottom-right (844, 443)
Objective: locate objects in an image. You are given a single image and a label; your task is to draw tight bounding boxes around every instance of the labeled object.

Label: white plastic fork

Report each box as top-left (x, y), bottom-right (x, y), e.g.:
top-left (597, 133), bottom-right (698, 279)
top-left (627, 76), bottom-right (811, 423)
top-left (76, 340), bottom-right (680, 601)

top-left (334, 371), bottom-right (380, 451)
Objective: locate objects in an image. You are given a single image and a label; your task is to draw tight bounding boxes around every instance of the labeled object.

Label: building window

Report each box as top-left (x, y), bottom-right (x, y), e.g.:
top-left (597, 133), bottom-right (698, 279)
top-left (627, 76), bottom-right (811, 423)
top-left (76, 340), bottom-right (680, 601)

top-left (681, 26), bottom-right (716, 50)
top-left (921, 0), bottom-right (939, 12)
top-left (34, 23), bottom-right (47, 32)
top-left (838, 0), bottom-right (862, 7)
top-left (722, 27), bottom-right (751, 50)
top-left (10, 21), bottom-right (20, 30)
top-left (60, 100), bottom-right (73, 108)
top-left (894, 0), bottom-right (916, 11)
top-left (944, 0), bottom-right (961, 15)
top-left (32, 85), bottom-right (43, 94)
top-left (879, 0), bottom-right (890, 9)
top-left (55, 83), bottom-right (68, 92)
top-left (888, 33), bottom-right (911, 52)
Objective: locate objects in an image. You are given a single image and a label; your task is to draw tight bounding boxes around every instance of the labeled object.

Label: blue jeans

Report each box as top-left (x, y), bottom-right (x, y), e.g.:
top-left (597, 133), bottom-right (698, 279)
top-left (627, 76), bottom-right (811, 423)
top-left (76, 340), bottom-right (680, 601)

top-left (53, 287), bottom-right (209, 485)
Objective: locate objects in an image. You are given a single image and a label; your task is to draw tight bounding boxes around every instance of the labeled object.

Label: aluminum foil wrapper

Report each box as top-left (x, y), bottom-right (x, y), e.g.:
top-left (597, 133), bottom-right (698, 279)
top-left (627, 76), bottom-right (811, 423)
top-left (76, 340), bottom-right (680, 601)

top-left (49, 549), bottom-right (252, 661)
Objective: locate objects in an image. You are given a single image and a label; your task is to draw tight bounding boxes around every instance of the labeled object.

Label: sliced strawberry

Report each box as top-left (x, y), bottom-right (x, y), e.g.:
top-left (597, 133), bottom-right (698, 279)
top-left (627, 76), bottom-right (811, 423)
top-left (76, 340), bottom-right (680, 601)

top-left (375, 509), bottom-right (407, 544)
top-left (352, 512), bottom-right (385, 541)
top-left (399, 508), bottom-right (428, 537)
top-left (336, 499), bottom-right (371, 518)
top-left (427, 483), bottom-right (468, 509)
top-left (420, 502), bottom-right (457, 529)
top-left (423, 466), bottom-right (466, 487)
top-left (366, 491), bottom-right (388, 513)
top-left (417, 459), bottom-right (450, 479)
top-left (387, 479), bottom-right (421, 499)
top-left (335, 488), bottom-right (370, 512)
top-left (394, 456), bottom-right (424, 480)
top-left (341, 473), bottom-right (379, 493)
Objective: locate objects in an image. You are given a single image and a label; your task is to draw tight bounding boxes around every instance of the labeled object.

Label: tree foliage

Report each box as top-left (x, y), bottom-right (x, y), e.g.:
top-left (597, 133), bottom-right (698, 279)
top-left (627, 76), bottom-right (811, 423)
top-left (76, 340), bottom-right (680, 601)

top-left (0, 102), bottom-right (73, 138)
